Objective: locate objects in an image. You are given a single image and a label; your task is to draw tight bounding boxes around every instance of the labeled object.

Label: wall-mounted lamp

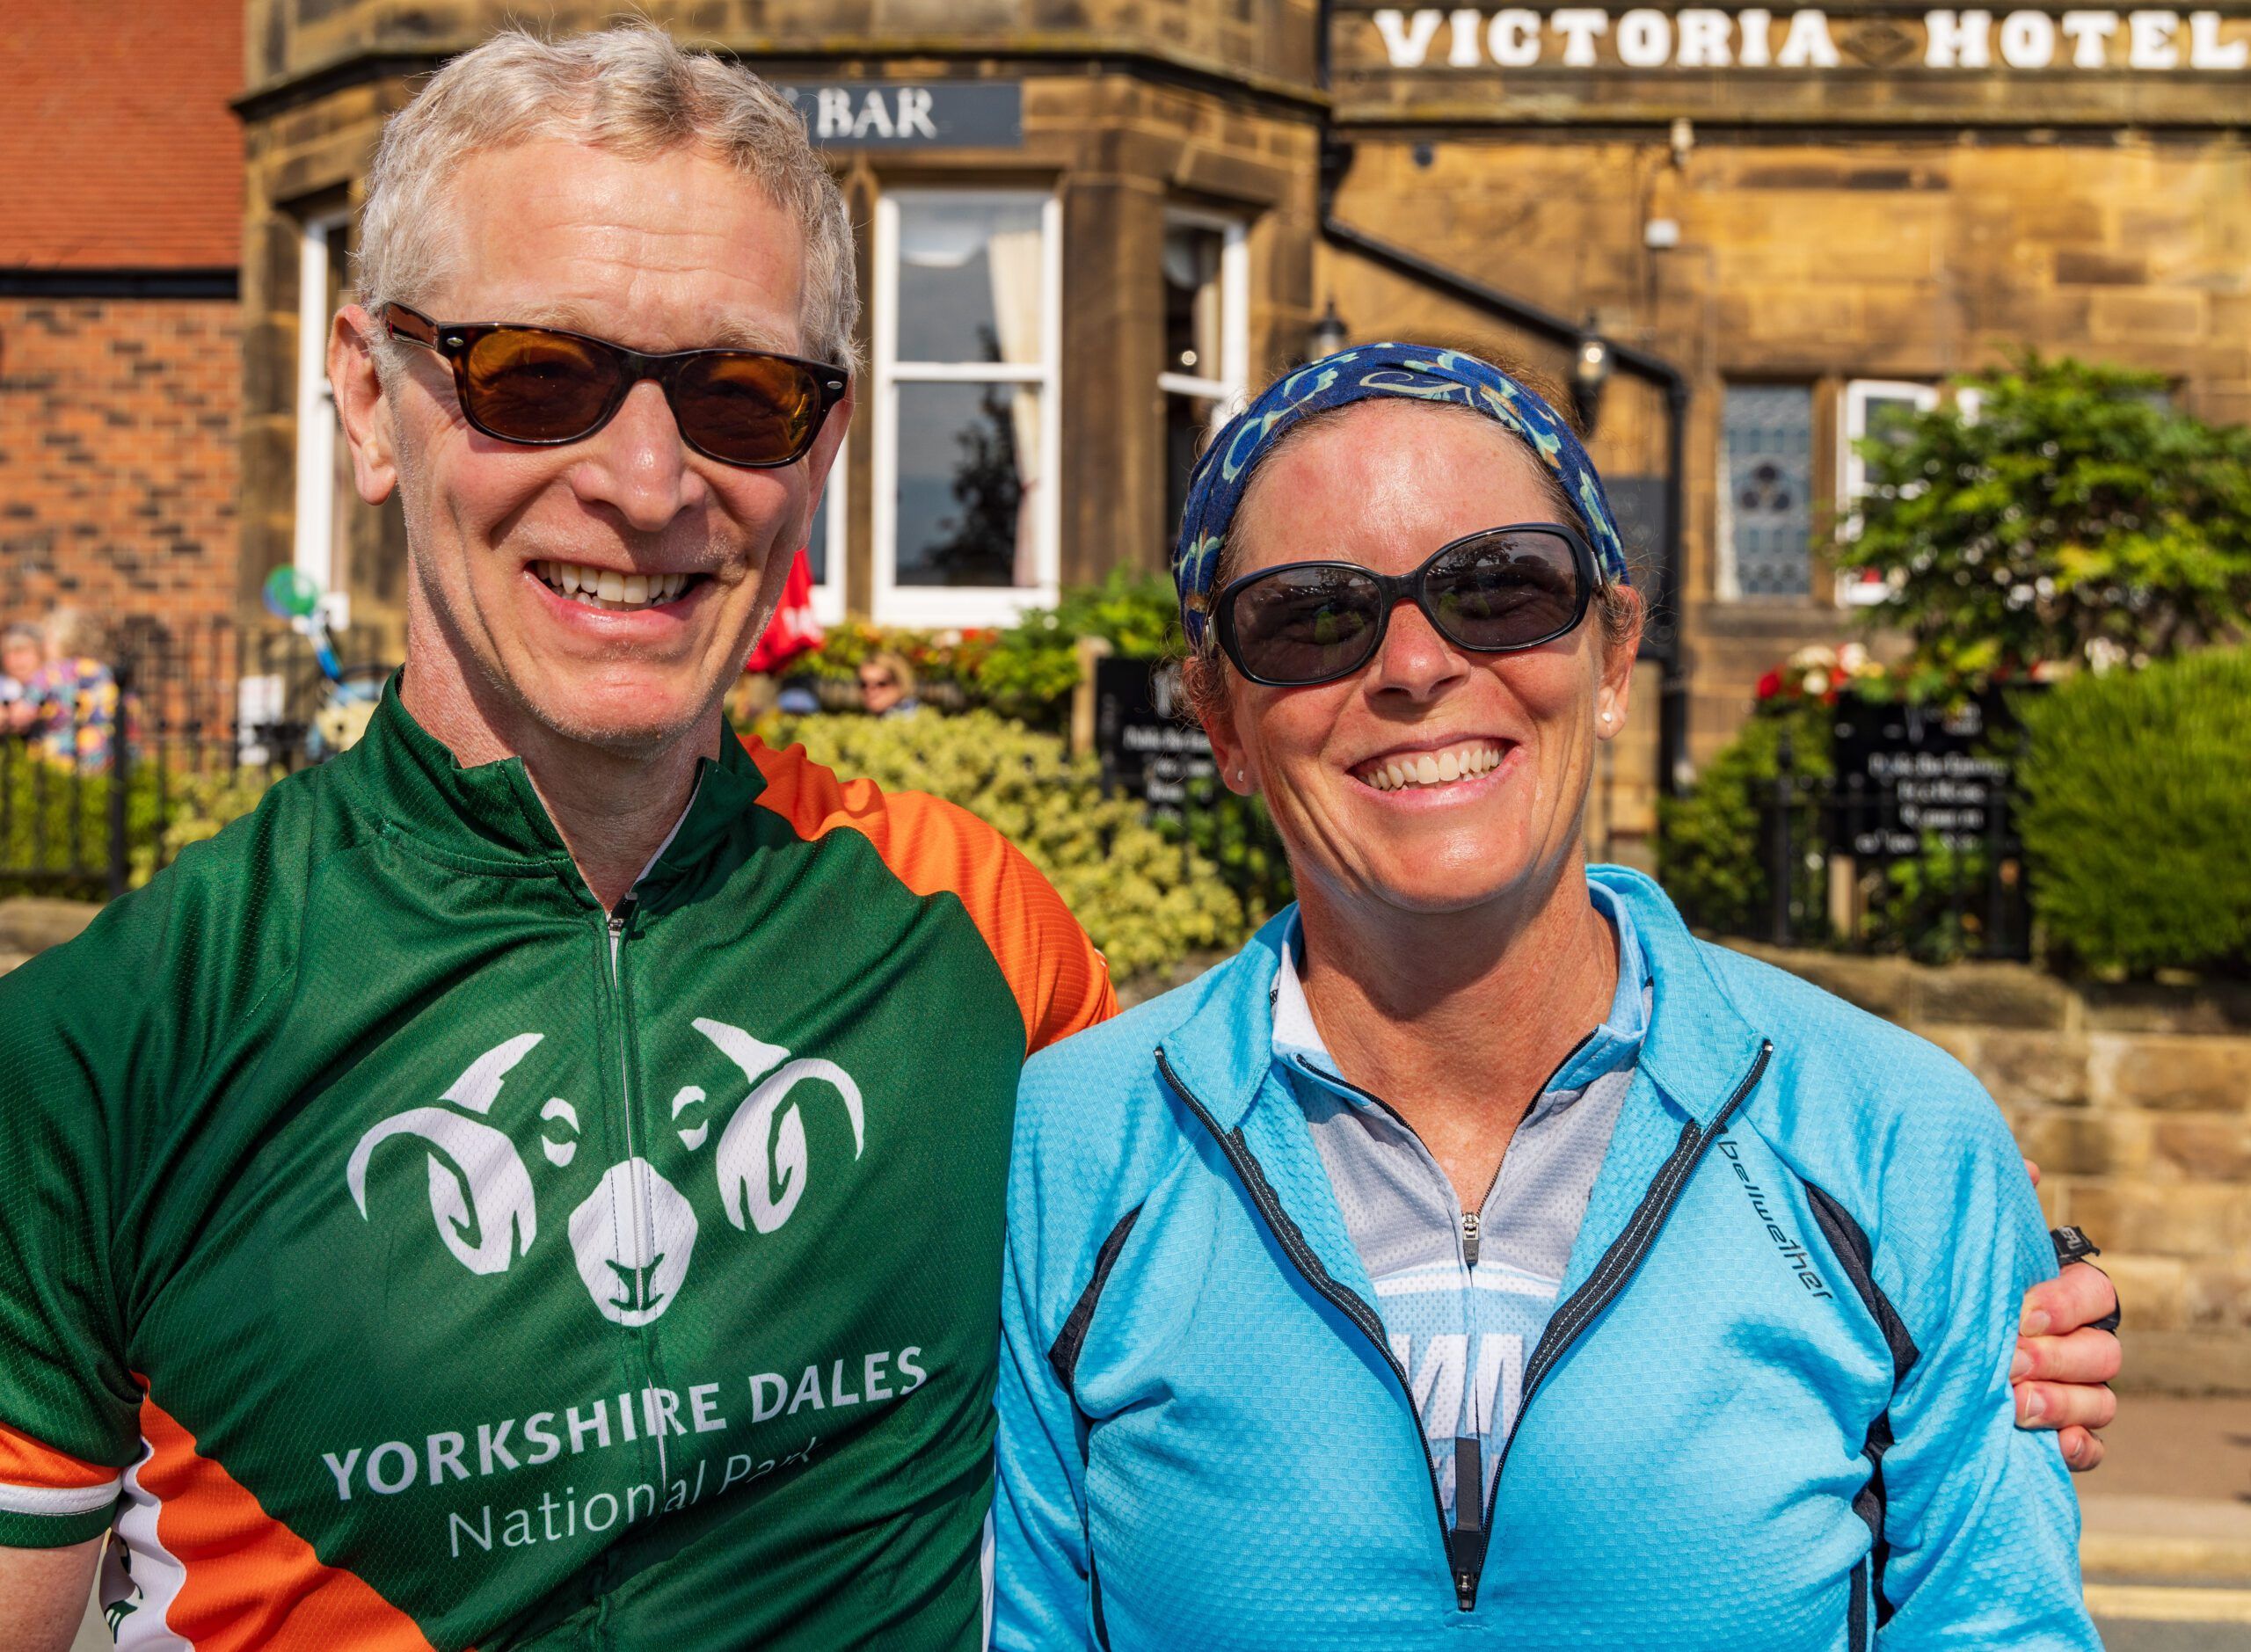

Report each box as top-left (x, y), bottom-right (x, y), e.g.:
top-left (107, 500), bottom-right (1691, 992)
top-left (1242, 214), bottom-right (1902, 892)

top-left (1572, 319), bottom-right (1612, 434)
top-left (1308, 298), bottom-right (1350, 361)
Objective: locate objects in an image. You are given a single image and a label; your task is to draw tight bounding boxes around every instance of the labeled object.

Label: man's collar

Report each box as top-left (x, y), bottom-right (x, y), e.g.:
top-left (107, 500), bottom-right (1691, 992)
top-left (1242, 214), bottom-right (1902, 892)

top-left (339, 672), bottom-right (764, 904)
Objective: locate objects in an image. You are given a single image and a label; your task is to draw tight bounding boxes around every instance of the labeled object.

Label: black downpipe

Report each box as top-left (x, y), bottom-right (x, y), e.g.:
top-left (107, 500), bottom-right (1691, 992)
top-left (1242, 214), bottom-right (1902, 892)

top-left (1314, 138), bottom-right (1695, 797)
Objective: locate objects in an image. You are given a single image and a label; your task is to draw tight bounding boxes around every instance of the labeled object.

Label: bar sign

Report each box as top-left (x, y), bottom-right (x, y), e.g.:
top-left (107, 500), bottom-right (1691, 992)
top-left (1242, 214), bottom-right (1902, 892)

top-left (776, 81), bottom-right (1024, 149)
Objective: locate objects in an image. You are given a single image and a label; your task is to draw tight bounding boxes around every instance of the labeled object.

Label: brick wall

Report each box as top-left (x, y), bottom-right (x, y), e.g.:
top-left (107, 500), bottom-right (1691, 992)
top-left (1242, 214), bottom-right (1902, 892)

top-left (0, 298), bottom-right (241, 658)
top-left (1737, 943), bottom-right (2251, 1394)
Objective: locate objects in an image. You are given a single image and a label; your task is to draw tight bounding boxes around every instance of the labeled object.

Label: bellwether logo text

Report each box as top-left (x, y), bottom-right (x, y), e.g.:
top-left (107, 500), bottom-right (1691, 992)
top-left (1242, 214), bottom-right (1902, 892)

top-left (346, 1022), bottom-right (865, 1326)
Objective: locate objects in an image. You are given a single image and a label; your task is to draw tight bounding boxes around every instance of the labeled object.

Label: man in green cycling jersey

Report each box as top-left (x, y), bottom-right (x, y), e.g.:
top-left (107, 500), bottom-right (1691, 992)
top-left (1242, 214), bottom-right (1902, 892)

top-left (0, 23), bottom-right (2116, 1652)
top-left (0, 26), bottom-right (1113, 1649)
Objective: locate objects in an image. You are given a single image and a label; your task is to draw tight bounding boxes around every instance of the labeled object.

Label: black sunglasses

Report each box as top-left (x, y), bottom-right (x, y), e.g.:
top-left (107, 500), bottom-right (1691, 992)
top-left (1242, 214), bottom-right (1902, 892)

top-left (1213, 523), bottom-right (1599, 688)
top-left (382, 303), bottom-right (849, 469)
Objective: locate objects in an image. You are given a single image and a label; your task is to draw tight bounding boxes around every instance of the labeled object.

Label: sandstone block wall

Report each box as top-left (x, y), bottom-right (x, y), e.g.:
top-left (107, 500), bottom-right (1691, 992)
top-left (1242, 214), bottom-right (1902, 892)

top-left (1736, 943), bottom-right (2251, 1393)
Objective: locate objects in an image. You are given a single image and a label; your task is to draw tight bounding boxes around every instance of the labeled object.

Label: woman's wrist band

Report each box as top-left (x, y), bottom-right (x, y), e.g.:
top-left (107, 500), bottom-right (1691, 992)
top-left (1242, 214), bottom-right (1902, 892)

top-left (2050, 1226), bottom-right (2123, 1333)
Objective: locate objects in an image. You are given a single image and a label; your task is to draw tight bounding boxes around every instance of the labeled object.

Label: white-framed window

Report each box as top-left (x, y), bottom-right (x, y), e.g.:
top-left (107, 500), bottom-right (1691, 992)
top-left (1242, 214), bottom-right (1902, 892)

top-left (1157, 209), bottom-right (1249, 547)
top-left (803, 438), bottom-right (847, 625)
top-left (871, 187), bottom-right (1062, 626)
top-left (1837, 380), bottom-right (1939, 607)
top-left (294, 210), bottom-right (353, 632)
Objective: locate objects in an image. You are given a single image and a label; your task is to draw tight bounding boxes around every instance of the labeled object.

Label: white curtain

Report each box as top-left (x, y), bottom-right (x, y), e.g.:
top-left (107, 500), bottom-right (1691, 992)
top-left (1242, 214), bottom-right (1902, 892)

top-left (986, 227), bottom-right (1043, 588)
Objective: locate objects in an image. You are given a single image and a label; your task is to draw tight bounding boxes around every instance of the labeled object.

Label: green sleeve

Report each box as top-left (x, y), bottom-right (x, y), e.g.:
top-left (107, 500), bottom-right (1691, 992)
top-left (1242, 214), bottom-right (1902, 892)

top-left (0, 915), bottom-right (144, 1546)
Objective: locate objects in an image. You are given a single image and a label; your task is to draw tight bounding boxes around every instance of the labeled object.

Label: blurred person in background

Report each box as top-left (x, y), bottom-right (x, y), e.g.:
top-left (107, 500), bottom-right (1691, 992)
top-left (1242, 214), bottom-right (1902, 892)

top-left (9, 608), bottom-right (118, 769)
top-left (995, 346), bottom-right (2111, 1650)
top-left (857, 648), bottom-right (921, 717)
top-left (0, 622), bottom-right (42, 729)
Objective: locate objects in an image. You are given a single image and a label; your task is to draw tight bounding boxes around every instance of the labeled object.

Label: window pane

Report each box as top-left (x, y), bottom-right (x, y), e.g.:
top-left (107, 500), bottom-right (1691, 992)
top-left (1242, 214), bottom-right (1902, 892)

top-left (1162, 224), bottom-right (1225, 379)
top-left (895, 381), bottom-right (1040, 588)
top-left (1723, 385), bottom-right (1814, 598)
top-left (1861, 394), bottom-right (1925, 452)
top-left (895, 193), bottom-right (1044, 366)
top-left (1165, 391), bottom-right (1218, 549)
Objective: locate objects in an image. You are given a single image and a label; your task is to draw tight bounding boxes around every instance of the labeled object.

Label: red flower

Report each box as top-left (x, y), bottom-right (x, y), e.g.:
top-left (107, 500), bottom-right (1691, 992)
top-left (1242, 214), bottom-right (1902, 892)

top-left (1755, 670), bottom-right (1783, 701)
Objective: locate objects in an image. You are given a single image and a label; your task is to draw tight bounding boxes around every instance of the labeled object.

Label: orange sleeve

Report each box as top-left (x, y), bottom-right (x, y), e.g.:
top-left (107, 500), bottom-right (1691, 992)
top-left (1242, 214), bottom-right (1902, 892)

top-left (744, 737), bottom-right (1118, 1057)
top-left (0, 1415), bottom-right (119, 1492)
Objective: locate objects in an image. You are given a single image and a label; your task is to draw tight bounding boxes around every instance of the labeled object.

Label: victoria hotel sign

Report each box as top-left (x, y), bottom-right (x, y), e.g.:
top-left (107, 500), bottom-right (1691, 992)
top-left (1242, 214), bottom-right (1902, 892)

top-left (1364, 4), bottom-right (2250, 70)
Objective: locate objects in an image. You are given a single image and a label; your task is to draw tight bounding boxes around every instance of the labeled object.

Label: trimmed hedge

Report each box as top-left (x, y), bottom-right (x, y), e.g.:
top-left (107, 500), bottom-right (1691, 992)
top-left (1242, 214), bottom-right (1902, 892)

top-left (2014, 648), bottom-right (2251, 976)
top-left (764, 710), bottom-right (1260, 978)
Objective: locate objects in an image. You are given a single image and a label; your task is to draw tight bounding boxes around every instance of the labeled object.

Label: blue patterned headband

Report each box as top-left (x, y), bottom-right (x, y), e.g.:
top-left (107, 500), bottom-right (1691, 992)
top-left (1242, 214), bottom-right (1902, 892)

top-left (1171, 344), bottom-right (1629, 650)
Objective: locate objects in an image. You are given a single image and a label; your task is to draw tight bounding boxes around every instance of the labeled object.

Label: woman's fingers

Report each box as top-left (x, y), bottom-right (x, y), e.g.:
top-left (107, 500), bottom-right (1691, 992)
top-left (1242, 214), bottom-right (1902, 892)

top-left (2019, 1260), bottom-right (2118, 1337)
top-left (2024, 1156), bottom-right (2042, 1189)
top-left (2057, 1426), bottom-right (2107, 1472)
top-left (2013, 1326), bottom-right (2124, 1386)
top-left (2014, 1375), bottom-right (2118, 1434)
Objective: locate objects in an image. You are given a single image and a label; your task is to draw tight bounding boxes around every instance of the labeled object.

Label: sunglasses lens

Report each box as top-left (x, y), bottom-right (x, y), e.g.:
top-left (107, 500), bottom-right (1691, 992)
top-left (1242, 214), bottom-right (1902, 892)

top-left (1228, 565), bottom-right (1385, 684)
top-left (1425, 528), bottom-right (1584, 651)
top-left (674, 353), bottom-right (824, 466)
top-left (460, 330), bottom-right (621, 442)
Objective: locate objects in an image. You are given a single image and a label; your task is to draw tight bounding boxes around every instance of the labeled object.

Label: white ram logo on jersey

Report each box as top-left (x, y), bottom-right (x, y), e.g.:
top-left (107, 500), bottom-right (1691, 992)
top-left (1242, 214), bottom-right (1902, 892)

top-left (346, 1021), bottom-right (865, 1325)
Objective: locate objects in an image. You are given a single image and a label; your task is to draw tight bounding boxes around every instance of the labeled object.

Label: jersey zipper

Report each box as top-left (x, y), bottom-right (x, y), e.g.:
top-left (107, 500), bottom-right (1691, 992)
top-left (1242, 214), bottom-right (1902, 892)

top-left (601, 900), bottom-right (669, 1490)
top-left (1162, 1038), bottom-right (1772, 1615)
top-left (1465, 1039), bottom-right (1774, 1603)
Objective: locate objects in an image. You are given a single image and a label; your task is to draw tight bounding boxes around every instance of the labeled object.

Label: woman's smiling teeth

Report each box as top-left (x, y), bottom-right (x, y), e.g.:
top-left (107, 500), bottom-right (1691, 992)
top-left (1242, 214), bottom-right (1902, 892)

top-left (533, 559), bottom-right (698, 611)
top-left (1358, 742), bottom-right (1504, 793)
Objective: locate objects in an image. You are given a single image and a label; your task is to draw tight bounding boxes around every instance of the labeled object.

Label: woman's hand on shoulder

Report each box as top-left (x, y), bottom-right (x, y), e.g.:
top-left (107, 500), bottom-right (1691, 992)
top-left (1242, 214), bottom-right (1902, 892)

top-left (2012, 1157), bottom-right (2121, 1471)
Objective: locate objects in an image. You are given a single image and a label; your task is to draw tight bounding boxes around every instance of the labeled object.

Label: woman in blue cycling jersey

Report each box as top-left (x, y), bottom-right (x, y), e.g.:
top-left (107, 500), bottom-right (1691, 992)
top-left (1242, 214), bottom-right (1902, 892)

top-left (993, 345), bottom-right (2108, 1649)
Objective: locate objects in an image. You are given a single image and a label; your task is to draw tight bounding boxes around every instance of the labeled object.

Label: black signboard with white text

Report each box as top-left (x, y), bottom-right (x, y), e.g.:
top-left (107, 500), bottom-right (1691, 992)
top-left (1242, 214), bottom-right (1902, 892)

top-left (775, 82), bottom-right (1024, 149)
top-left (1827, 691), bottom-right (2028, 856)
top-left (1094, 657), bottom-right (1217, 817)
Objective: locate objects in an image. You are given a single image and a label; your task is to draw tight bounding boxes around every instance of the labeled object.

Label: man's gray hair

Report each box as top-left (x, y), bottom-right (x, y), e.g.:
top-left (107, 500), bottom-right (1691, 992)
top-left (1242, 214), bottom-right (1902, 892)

top-left (358, 25), bottom-right (858, 368)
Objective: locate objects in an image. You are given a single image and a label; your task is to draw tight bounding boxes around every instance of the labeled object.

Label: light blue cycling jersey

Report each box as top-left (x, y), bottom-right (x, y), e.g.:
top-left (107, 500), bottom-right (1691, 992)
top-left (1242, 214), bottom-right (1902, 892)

top-left (1271, 883), bottom-right (1649, 1520)
top-left (995, 867), bottom-right (2097, 1649)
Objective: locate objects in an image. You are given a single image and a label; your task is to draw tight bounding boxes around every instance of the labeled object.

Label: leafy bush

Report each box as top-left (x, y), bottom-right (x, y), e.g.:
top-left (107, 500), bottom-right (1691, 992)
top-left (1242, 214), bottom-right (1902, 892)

top-left (971, 570), bottom-right (1184, 723)
top-left (763, 710), bottom-right (1257, 978)
top-left (1837, 354), bottom-right (2251, 679)
top-left (1657, 701), bottom-right (1834, 940)
top-left (781, 571), bottom-right (1184, 727)
top-left (2013, 647), bottom-right (2251, 976)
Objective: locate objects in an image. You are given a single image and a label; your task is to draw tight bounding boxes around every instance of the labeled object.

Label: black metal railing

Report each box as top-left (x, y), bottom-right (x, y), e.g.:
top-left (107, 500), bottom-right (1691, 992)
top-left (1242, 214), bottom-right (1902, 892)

top-left (1758, 729), bottom-right (2032, 962)
top-left (0, 622), bottom-right (340, 902)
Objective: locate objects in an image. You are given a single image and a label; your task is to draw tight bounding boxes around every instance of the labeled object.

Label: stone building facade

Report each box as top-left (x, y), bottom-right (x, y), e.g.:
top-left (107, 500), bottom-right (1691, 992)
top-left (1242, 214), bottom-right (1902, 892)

top-left (231, 0), bottom-right (2251, 836)
top-left (0, 0), bottom-right (244, 712)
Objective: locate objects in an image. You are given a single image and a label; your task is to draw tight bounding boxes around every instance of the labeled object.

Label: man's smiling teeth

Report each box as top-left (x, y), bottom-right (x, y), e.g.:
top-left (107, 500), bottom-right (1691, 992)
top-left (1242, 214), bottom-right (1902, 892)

top-left (1359, 743), bottom-right (1504, 793)
top-left (533, 560), bottom-right (696, 610)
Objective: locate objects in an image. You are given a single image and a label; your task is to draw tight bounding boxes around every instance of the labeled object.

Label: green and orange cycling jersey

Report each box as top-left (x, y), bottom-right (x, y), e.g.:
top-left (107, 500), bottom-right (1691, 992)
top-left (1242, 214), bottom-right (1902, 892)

top-left (0, 683), bottom-right (1114, 1649)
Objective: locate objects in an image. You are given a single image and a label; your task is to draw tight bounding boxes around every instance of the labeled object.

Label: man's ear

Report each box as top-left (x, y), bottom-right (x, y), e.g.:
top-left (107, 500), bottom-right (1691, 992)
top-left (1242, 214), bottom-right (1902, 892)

top-left (330, 303), bottom-right (403, 505)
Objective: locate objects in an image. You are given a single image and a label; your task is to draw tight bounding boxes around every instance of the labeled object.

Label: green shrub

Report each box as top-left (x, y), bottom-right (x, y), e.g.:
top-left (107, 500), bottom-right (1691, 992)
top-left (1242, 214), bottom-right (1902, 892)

top-left (1657, 702), bottom-right (1834, 940)
top-left (1838, 354), bottom-right (2251, 679)
top-left (2014, 648), bottom-right (2251, 976)
top-left (764, 710), bottom-right (1257, 978)
top-left (971, 570), bottom-right (1184, 723)
top-left (783, 571), bottom-right (1184, 728)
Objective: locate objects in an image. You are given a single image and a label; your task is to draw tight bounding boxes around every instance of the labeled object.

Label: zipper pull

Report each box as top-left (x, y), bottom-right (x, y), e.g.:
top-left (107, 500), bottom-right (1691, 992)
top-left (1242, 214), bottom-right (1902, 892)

top-left (1447, 1435), bottom-right (1485, 1610)
top-left (1461, 1210), bottom-right (1480, 1270)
